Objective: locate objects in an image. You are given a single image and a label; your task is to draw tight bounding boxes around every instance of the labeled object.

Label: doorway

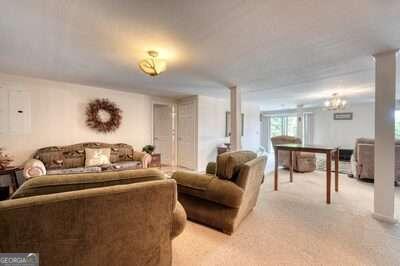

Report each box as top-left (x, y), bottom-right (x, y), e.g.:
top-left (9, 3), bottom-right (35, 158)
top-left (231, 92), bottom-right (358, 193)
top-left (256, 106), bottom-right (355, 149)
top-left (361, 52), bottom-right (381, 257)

top-left (177, 100), bottom-right (197, 170)
top-left (153, 103), bottom-right (175, 166)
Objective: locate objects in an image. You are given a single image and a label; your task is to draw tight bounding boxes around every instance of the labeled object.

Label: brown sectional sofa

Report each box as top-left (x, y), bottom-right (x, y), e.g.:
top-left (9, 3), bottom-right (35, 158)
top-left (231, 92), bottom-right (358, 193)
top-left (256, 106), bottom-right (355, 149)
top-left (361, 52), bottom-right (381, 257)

top-left (173, 151), bottom-right (267, 234)
top-left (351, 138), bottom-right (400, 183)
top-left (0, 169), bottom-right (186, 266)
top-left (271, 135), bottom-right (316, 172)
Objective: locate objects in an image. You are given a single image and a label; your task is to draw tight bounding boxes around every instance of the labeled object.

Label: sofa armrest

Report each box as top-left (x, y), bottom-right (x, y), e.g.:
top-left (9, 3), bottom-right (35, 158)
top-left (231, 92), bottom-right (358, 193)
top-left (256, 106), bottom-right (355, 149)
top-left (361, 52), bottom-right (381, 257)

top-left (206, 162), bottom-right (216, 175)
top-left (171, 201), bottom-right (186, 239)
top-left (23, 159), bottom-right (46, 179)
top-left (132, 151), bottom-right (152, 168)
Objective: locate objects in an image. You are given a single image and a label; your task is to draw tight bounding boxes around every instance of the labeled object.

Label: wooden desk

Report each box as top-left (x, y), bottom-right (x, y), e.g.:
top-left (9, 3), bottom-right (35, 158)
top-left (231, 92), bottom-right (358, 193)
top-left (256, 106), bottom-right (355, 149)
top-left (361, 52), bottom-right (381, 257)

top-left (274, 144), bottom-right (339, 204)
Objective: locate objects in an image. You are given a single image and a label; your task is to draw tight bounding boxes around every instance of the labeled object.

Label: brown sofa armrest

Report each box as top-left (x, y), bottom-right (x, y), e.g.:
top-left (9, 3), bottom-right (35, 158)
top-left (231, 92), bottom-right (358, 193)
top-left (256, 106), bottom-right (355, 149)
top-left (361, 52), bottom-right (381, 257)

top-left (171, 201), bottom-right (186, 239)
top-left (132, 151), bottom-right (152, 168)
top-left (206, 162), bottom-right (216, 175)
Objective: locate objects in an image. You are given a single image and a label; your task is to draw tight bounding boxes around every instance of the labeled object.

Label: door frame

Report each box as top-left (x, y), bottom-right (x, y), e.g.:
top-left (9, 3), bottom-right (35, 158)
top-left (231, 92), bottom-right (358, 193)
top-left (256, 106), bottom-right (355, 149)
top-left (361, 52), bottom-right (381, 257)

top-left (151, 101), bottom-right (177, 166)
top-left (177, 96), bottom-right (198, 170)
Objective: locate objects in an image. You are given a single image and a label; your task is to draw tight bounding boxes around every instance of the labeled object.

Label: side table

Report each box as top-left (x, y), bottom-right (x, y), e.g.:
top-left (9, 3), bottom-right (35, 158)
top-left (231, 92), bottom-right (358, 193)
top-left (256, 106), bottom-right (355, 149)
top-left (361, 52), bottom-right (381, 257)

top-left (150, 153), bottom-right (161, 168)
top-left (0, 166), bottom-right (23, 193)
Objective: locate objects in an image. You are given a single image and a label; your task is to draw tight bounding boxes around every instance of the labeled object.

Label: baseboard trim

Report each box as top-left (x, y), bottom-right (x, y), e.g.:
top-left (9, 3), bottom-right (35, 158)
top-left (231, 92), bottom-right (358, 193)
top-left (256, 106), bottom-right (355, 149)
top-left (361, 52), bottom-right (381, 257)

top-left (372, 212), bottom-right (398, 224)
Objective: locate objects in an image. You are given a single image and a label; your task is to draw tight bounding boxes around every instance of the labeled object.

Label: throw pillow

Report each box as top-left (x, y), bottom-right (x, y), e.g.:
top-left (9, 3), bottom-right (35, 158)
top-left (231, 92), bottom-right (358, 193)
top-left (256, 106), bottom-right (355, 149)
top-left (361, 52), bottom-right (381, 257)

top-left (85, 148), bottom-right (111, 167)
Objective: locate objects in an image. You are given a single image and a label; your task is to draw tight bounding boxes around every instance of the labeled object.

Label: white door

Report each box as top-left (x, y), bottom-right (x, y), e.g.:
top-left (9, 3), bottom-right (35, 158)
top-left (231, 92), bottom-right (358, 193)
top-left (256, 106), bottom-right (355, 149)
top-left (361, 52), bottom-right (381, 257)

top-left (153, 104), bottom-right (173, 165)
top-left (177, 101), bottom-right (196, 169)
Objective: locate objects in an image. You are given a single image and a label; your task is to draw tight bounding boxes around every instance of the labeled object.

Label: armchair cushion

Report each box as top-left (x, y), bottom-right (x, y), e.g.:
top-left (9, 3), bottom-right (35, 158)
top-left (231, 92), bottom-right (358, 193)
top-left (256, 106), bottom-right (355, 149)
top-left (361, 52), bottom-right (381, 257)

top-left (172, 171), bottom-right (244, 208)
top-left (173, 171), bottom-right (213, 191)
top-left (216, 151), bottom-right (257, 179)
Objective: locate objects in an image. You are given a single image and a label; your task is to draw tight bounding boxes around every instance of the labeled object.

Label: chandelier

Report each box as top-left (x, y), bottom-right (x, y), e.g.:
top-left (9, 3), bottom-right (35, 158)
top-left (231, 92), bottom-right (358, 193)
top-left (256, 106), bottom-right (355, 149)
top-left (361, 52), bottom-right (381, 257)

top-left (324, 93), bottom-right (347, 111)
top-left (138, 51), bottom-right (167, 76)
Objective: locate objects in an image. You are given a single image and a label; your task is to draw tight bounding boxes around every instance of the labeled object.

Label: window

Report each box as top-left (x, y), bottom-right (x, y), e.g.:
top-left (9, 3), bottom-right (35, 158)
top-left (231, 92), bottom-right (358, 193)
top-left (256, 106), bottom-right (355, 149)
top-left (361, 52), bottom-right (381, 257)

top-left (264, 114), bottom-right (298, 152)
top-left (395, 110), bottom-right (400, 139)
top-left (260, 112), bottom-right (314, 152)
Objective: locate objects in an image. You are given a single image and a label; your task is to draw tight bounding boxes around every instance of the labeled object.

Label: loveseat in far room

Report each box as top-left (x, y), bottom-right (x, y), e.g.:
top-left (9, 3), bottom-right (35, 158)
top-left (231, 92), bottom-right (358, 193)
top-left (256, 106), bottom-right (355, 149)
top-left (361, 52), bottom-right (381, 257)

top-left (23, 142), bottom-right (152, 179)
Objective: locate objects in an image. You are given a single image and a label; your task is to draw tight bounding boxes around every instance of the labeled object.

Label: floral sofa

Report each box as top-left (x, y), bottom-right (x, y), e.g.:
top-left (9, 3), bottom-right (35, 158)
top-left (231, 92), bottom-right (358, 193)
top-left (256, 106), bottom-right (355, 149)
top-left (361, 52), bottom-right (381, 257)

top-left (23, 142), bottom-right (152, 179)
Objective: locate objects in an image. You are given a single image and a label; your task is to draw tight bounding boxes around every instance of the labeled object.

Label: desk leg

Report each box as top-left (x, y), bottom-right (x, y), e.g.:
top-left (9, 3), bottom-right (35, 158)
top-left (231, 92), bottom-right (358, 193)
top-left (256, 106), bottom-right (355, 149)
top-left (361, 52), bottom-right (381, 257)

top-left (289, 151), bottom-right (293, 183)
top-left (326, 151), bottom-right (332, 204)
top-left (274, 148), bottom-right (278, 191)
top-left (335, 149), bottom-right (339, 192)
top-left (10, 171), bottom-right (18, 192)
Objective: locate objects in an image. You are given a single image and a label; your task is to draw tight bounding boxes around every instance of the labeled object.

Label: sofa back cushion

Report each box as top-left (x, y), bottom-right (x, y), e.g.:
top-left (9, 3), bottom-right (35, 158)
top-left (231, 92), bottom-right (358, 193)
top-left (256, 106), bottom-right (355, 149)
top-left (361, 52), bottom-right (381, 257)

top-left (33, 142), bottom-right (134, 169)
top-left (12, 168), bottom-right (165, 199)
top-left (85, 148), bottom-right (111, 167)
top-left (216, 151), bottom-right (257, 180)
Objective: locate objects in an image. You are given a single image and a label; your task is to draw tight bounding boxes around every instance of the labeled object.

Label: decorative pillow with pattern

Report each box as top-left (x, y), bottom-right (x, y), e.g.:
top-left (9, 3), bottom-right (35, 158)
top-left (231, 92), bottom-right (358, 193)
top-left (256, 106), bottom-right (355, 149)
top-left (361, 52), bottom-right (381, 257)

top-left (85, 148), bottom-right (111, 167)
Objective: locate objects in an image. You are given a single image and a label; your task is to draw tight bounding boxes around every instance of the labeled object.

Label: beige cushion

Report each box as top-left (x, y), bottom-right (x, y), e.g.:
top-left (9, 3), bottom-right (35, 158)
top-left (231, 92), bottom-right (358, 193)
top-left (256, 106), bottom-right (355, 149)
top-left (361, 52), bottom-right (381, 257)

top-left (216, 151), bottom-right (257, 179)
top-left (23, 159), bottom-right (47, 179)
top-left (85, 148), bottom-right (111, 167)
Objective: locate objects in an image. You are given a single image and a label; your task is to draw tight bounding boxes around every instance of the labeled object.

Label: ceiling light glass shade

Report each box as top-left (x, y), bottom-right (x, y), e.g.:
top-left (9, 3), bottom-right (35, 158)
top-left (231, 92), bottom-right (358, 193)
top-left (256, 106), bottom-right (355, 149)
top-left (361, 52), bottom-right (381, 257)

top-left (324, 93), bottom-right (347, 111)
top-left (138, 51), bottom-right (167, 76)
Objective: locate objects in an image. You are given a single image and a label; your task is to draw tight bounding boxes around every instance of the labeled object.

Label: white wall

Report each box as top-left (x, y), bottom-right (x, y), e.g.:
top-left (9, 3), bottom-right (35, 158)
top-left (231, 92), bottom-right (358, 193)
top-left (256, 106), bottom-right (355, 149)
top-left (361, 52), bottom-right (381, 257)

top-left (197, 96), bottom-right (260, 170)
top-left (0, 73), bottom-right (157, 165)
top-left (312, 102), bottom-right (374, 148)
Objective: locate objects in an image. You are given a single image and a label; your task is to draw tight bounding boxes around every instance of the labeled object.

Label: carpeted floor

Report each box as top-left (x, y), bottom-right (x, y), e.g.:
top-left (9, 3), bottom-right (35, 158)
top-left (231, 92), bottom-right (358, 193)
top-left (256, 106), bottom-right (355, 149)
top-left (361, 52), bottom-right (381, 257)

top-left (172, 170), bottom-right (400, 266)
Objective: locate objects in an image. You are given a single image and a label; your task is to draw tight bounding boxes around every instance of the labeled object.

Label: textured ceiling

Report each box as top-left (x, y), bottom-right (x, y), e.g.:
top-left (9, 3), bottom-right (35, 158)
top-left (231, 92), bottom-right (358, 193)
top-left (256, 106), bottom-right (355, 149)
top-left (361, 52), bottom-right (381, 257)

top-left (0, 0), bottom-right (400, 110)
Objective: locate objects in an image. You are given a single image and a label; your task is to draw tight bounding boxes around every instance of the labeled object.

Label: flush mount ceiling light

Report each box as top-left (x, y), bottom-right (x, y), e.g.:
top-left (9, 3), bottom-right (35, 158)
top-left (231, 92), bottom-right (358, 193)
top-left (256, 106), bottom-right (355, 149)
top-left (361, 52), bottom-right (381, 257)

top-left (138, 51), bottom-right (167, 77)
top-left (324, 93), bottom-right (347, 111)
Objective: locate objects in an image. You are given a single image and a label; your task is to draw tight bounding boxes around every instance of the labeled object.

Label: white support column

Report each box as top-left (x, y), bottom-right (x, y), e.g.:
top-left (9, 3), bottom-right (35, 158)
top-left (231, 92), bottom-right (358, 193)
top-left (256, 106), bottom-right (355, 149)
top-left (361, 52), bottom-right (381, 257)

top-left (230, 86), bottom-right (241, 151)
top-left (296, 104), bottom-right (304, 141)
top-left (373, 49), bottom-right (398, 223)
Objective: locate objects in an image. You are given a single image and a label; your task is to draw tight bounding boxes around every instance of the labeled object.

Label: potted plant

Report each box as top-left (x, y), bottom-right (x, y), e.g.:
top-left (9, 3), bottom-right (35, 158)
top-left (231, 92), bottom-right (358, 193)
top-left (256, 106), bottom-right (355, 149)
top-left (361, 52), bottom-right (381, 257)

top-left (142, 145), bottom-right (155, 155)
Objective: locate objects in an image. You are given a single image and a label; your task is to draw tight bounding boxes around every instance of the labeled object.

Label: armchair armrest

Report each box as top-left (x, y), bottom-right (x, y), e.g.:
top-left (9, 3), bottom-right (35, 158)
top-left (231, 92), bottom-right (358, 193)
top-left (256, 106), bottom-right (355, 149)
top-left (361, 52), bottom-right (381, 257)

top-left (23, 159), bottom-right (46, 179)
top-left (206, 162), bottom-right (216, 175)
top-left (171, 201), bottom-right (187, 239)
top-left (132, 151), bottom-right (152, 168)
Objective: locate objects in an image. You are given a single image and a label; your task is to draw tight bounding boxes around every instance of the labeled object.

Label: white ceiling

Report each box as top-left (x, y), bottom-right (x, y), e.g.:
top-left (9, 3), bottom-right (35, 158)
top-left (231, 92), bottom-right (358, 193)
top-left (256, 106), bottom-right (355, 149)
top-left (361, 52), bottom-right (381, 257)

top-left (1, 0), bottom-right (400, 110)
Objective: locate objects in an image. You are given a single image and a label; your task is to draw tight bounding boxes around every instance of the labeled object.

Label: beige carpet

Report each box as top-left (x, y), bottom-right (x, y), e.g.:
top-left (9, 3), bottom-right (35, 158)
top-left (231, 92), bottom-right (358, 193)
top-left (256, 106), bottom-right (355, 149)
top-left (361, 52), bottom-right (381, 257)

top-left (172, 170), bottom-right (400, 266)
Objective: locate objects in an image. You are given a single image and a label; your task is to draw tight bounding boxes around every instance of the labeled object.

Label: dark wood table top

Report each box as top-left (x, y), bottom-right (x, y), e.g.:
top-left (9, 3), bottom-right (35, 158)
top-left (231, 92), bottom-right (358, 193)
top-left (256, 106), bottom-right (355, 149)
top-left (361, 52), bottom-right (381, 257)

top-left (0, 166), bottom-right (23, 174)
top-left (274, 144), bottom-right (339, 153)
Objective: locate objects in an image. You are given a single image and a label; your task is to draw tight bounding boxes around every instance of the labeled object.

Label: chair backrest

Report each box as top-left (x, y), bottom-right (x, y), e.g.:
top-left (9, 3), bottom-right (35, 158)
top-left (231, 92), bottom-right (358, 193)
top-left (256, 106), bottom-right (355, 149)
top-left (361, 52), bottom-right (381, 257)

top-left (270, 136), bottom-right (301, 148)
top-left (0, 179), bottom-right (177, 266)
top-left (216, 150), bottom-right (257, 180)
